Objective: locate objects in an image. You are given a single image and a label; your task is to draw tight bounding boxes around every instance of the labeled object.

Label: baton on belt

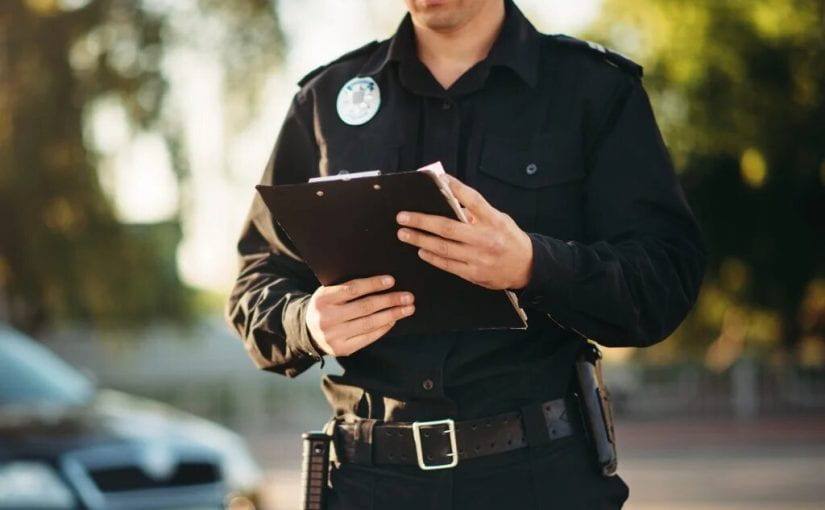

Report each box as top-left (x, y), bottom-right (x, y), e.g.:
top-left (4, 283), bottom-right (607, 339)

top-left (300, 431), bottom-right (332, 510)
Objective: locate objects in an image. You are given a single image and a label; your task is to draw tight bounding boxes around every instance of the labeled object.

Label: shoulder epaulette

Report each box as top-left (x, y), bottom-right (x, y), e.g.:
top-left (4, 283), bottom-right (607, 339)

top-left (298, 40), bottom-right (380, 87)
top-left (548, 34), bottom-right (643, 79)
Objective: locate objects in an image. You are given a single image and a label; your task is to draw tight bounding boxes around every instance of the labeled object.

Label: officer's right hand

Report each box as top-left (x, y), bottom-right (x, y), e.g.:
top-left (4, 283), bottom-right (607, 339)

top-left (305, 275), bottom-right (415, 357)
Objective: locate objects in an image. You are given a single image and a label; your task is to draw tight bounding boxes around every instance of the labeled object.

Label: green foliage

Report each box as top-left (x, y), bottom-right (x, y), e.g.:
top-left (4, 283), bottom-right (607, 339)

top-left (0, 0), bottom-right (282, 333)
top-left (589, 0), bottom-right (825, 363)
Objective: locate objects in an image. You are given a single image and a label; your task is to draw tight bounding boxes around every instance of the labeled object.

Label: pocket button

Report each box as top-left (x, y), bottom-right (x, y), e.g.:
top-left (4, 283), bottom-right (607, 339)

top-left (526, 163), bottom-right (538, 175)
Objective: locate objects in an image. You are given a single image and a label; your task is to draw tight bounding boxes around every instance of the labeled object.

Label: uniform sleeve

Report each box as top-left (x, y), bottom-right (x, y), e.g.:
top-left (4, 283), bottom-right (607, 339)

top-left (516, 78), bottom-right (707, 348)
top-left (225, 92), bottom-right (325, 377)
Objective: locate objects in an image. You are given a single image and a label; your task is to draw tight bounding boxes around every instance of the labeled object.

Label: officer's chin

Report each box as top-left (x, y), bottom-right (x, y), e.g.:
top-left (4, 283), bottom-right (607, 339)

top-left (408, 1), bottom-right (465, 29)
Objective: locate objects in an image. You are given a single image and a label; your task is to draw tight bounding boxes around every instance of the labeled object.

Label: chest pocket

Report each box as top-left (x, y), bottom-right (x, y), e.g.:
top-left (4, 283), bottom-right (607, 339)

top-left (323, 134), bottom-right (401, 176)
top-left (476, 133), bottom-right (586, 238)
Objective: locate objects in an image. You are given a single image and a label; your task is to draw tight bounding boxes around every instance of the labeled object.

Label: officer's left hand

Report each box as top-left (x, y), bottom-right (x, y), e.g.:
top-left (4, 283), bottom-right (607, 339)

top-left (396, 173), bottom-right (534, 291)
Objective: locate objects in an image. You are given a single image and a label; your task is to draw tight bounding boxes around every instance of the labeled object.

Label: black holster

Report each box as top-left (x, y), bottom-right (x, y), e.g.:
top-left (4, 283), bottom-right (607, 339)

top-left (574, 341), bottom-right (619, 477)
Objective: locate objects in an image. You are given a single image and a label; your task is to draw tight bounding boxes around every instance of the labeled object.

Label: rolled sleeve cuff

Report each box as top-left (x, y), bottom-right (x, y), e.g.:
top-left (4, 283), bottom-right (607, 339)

top-left (283, 293), bottom-right (326, 368)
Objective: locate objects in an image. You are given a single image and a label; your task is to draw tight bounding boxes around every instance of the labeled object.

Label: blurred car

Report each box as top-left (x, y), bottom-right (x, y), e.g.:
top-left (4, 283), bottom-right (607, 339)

top-left (0, 324), bottom-right (263, 510)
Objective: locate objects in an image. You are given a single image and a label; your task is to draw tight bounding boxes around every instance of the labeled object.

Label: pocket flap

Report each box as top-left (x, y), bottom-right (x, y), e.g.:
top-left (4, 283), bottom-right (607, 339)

top-left (479, 134), bottom-right (584, 189)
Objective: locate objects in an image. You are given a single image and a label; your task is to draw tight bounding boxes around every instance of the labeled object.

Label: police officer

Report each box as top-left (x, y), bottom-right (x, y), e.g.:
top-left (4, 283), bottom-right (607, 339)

top-left (226, 0), bottom-right (706, 508)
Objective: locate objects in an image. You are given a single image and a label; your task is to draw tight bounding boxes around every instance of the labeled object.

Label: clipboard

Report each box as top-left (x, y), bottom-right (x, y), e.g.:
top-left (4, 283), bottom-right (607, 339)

top-left (255, 162), bottom-right (528, 335)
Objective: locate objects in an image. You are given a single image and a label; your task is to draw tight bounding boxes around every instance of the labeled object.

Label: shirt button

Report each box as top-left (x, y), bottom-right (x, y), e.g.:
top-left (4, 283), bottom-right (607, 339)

top-left (422, 379), bottom-right (434, 391)
top-left (526, 163), bottom-right (538, 175)
top-left (442, 100), bottom-right (452, 110)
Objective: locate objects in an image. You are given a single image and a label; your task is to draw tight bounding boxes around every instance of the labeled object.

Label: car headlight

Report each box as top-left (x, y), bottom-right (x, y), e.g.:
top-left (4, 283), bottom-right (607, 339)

top-left (0, 462), bottom-right (76, 509)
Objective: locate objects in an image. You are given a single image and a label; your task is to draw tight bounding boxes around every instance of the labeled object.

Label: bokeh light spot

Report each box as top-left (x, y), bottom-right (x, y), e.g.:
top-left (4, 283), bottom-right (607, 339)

top-left (740, 148), bottom-right (767, 188)
top-left (24, 0), bottom-right (59, 15)
top-left (44, 197), bottom-right (82, 234)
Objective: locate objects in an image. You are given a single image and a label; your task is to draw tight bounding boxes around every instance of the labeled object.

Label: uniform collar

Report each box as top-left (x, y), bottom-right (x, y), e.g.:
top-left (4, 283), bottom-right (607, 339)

top-left (359, 0), bottom-right (541, 89)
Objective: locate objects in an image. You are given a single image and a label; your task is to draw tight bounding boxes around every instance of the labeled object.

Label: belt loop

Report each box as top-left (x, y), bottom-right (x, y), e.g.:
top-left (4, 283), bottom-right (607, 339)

top-left (323, 417), bottom-right (341, 469)
top-left (352, 418), bottom-right (377, 466)
top-left (364, 390), bottom-right (385, 421)
top-left (520, 403), bottom-right (551, 448)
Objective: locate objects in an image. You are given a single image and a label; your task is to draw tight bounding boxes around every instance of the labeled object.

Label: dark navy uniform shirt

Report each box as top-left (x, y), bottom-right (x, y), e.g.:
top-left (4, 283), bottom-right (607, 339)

top-left (226, 0), bottom-right (707, 424)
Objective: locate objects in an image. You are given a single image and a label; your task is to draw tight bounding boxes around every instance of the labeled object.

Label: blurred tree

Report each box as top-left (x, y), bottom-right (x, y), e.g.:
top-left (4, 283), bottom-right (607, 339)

top-left (588, 0), bottom-right (825, 362)
top-left (0, 0), bottom-right (282, 334)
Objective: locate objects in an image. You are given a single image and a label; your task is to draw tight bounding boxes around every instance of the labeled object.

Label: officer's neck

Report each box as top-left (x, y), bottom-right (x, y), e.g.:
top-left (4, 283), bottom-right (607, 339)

top-left (411, 1), bottom-right (505, 90)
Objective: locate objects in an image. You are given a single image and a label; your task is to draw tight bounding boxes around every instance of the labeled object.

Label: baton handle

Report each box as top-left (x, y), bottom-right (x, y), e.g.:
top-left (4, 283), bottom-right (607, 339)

top-left (300, 431), bottom-right (331, 510)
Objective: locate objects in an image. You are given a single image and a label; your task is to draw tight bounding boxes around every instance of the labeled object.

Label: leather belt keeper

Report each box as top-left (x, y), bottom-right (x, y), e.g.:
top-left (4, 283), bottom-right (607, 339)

top-left (335, 398), bottom-right (576, 469)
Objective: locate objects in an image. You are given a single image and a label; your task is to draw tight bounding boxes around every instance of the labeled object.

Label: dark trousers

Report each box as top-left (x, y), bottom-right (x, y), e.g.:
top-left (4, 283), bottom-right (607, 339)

top-left (327, 432), bottom-right (629, 510)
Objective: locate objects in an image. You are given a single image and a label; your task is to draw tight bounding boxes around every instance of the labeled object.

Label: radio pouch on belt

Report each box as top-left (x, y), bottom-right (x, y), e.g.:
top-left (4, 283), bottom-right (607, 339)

top-left (575, 341), bottom-right (619, 477)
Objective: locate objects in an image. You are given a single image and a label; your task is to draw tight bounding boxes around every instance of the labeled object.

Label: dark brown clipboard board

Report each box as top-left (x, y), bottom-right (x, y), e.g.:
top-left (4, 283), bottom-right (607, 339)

top-left (255, 167), bottom-right (527, 336)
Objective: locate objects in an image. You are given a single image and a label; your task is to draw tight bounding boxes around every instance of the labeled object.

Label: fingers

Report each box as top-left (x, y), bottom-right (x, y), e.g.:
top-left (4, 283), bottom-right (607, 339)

top-left (397, 227), bottom-right (476, 262)
top-left (461, 207), bottom-right (476, 224)
top-left (308, 274), bottom-right (418, 358)
top-left (329, 303), bottom-right (415, 343)
top-left (307, 288), bottom-right (415, 357)
top-left (442, 174), bottom-right (495, 221)
top-left (395, 176), bottom-right (497, 240)
top-left (396, 211), bottom-right (479, 244)
top-left (343, 321), bottom-right (397, 355)
top-left (417, 248), bottom-right (478, 286)
top-left (321, 274), bottom-right (395, 305)
top-left (336, 290), bottom-right (414, 322)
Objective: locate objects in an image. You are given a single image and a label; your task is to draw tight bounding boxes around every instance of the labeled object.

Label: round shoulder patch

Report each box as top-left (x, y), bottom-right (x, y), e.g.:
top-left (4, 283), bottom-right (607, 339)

top-left (336, 76), bottom-right (381, 126)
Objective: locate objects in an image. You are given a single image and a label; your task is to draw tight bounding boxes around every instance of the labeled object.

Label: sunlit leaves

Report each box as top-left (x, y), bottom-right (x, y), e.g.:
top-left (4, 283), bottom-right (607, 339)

top-left (591, 0), bottom-right (825, 362)
top-left (750, 0), bottom-right (820, 41)
top-left (23, 0), bottom-right (61, 15)
top-left (0, 0), bottom-right (283, 332)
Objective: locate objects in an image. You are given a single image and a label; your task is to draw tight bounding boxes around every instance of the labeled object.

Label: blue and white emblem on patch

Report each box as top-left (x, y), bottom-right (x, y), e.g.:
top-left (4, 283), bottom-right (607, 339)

top-left (336, 76), bottom-right (381, 126)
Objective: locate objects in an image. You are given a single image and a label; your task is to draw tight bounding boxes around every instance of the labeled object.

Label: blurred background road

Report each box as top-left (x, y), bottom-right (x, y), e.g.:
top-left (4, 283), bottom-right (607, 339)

top-left (2, 0), bottom-right (824, 509)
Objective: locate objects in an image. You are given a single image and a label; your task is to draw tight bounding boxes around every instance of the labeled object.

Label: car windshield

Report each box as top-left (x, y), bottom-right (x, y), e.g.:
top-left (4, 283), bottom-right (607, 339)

top-left (0, 327), bottom-right (95, 408)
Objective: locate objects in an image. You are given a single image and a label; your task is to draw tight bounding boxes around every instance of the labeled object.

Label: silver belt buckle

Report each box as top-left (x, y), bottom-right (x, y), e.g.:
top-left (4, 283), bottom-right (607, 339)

top-left (411, 418), bottom-right (459, 470)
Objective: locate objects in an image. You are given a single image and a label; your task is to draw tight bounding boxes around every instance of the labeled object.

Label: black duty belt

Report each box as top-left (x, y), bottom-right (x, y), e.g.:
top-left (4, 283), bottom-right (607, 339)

top-left (334, 398), bottom-right (578, 471)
